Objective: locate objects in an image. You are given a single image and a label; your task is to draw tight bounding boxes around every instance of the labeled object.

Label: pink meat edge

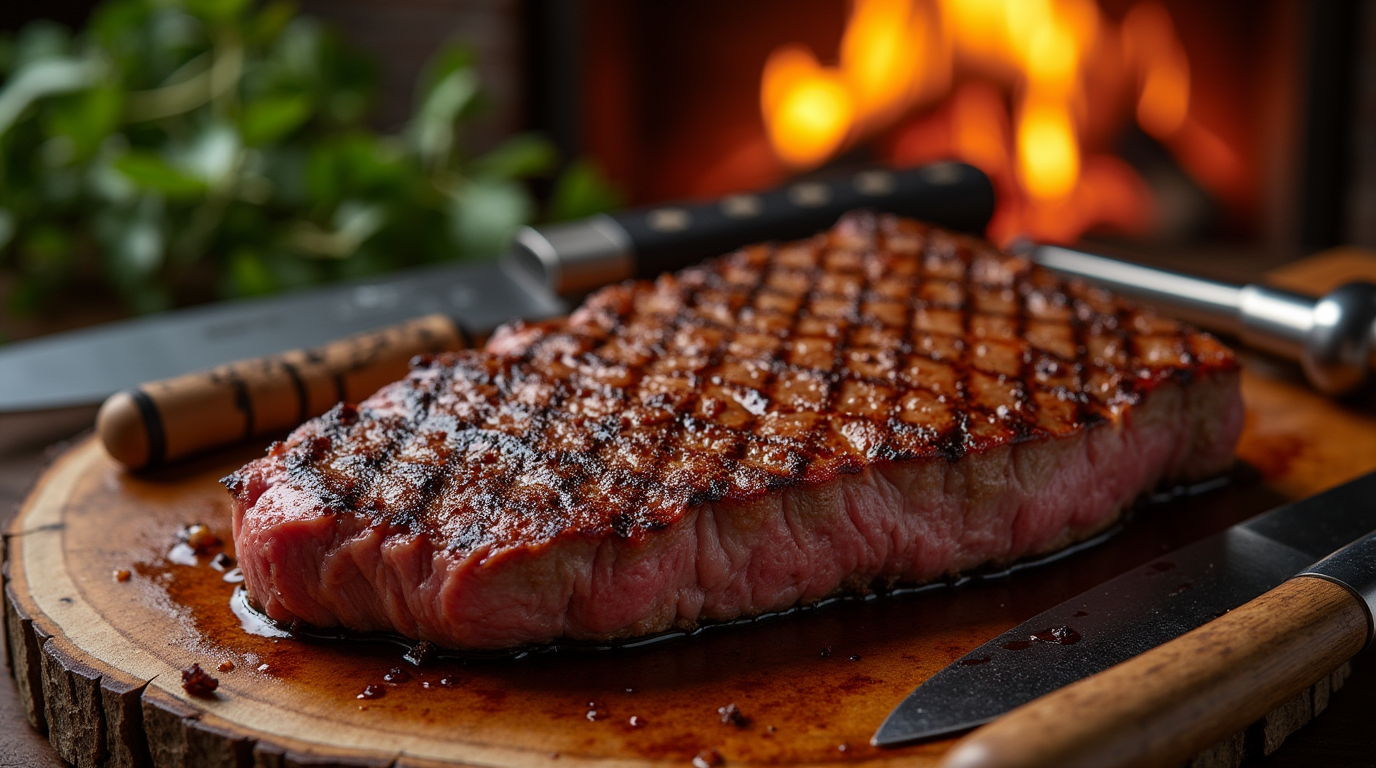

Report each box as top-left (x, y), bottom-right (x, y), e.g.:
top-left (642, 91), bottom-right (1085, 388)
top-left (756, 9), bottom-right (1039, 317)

top-left (231, 372), bottom-right (1244, 650)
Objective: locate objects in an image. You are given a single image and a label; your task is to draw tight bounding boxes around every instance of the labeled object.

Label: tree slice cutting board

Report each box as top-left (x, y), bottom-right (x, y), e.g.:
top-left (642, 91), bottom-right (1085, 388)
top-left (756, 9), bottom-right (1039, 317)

top-left (7, 253), bottom-right (1376, 768)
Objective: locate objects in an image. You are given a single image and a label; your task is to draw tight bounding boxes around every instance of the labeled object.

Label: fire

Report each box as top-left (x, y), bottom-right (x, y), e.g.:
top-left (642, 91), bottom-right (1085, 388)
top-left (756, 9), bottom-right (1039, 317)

top-left (761, 46), bottom-right (855, 166)
top-left (759, 0), bottom-right (1217, 244)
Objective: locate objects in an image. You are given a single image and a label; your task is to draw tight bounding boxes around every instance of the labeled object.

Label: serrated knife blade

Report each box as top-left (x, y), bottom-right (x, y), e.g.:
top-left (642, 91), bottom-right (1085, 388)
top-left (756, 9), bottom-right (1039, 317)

top-left (872, 470), bottom-right (1376, 747)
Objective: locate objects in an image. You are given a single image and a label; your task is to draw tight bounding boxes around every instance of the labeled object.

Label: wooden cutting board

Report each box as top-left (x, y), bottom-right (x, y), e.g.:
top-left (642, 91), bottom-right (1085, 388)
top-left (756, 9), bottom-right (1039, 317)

top-left (6, 254), bottom-right (1376, 768)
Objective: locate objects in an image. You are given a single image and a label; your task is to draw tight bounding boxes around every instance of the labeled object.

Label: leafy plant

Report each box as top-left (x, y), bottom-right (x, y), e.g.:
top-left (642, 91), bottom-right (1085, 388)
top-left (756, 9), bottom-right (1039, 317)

top-left (0, 0), bottom-right (620, 317)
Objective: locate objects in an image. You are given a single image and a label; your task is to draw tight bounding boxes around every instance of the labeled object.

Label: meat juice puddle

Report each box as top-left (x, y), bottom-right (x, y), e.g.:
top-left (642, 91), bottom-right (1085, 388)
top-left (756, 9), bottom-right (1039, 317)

top-left (141, 465), bottom-right (1274, 757)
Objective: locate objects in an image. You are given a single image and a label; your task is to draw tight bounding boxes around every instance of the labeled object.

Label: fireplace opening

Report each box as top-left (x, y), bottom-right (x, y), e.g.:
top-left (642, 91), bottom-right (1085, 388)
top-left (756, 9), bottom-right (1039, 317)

top-left (533, 0), bottom-right (1369, 257)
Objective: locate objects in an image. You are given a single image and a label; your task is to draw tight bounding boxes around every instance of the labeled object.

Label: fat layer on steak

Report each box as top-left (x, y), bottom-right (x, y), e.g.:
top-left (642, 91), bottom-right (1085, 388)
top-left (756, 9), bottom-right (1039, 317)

top-left (226, 212), bottom-right (1243, 650)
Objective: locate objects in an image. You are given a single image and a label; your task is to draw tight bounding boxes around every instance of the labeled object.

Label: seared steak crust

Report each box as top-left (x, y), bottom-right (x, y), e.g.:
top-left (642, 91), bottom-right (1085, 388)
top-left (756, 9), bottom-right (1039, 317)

top-left (228, 212), bottom-right (1242, 649)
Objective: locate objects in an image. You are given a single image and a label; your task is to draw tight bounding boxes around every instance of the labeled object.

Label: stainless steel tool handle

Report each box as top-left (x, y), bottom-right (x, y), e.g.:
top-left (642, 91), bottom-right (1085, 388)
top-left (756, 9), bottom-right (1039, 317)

top-left (1033, 245), bottom-right (1376, 395)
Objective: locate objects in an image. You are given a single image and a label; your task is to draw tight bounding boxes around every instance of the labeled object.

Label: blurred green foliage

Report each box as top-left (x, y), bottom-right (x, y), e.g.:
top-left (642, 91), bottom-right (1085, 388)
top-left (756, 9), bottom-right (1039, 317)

top-left (0, 0), bottom-right (621, 316)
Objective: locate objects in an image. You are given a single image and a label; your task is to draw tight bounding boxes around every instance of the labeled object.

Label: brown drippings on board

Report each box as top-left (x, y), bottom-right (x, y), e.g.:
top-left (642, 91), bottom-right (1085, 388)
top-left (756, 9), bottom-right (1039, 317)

top-left (181, 664), bottom-right (219, 697)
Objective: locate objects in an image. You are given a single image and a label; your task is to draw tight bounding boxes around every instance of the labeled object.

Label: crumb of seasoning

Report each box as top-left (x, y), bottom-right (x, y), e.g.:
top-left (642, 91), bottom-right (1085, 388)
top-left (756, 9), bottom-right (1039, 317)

top-left (178, 523), bottom-right (221, 554)
top-left (113, 569), bottom-right (131, 583)
top-left (357, 684), bottom-right (386, 700)
top-left (383, 667), bottom-right (412, 684)
top-left (848, 654), bottom-right (862, 662)
top-left (586, 709), bottom-right (600, 722)
top-left (692, 748), bottom-right (724, 768)
top-left (210, 552), bottom-right (236, 572)
top-left (438, 676), bottom-right (459, 687)
top-left (629, 715), bottom-right (647, 728)
top-left (819, 646), bottom-right (833, 658)
top-left (718, 703), bottom-right (749, 728)
top-left (217, 660), bottom-right (235, 673)
top-left (837, 743), bottom-right (850, 753)
top-left (181, 664), bottom-right (219, 698)
top-left (257, 664), bottom-right (270, 673)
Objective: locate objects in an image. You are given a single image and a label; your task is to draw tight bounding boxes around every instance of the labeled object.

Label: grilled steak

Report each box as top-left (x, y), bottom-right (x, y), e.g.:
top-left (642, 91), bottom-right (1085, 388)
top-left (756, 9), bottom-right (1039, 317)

top-left (227, 212), bottom-right (1243, 650)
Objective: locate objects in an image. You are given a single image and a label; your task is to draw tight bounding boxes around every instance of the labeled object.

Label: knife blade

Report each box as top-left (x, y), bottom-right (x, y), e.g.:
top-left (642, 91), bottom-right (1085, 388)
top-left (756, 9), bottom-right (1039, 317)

top-left (872, 469), bottom-right (1376, 747)
top-left (0, 161), bottom-right (994, 414)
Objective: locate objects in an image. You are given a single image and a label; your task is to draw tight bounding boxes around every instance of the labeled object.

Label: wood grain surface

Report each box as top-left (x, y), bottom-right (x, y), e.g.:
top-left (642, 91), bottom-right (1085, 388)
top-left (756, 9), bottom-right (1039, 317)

top-left (4, 251), bottom-right (1376, 768)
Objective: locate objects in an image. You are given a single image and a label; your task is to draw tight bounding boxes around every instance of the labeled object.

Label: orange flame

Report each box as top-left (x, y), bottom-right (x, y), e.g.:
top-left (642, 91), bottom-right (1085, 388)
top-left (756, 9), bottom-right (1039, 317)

top-left (761, 45), bottom-right (855, 166)
top-left (760, 0), bottom-right (1208, 244)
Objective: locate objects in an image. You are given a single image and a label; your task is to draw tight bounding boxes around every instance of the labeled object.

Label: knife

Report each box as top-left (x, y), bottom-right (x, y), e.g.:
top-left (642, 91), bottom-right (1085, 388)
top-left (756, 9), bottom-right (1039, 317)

top-left (1031, 245), bottom-right (1376, 395)
top-left (1, 163), bottom-right (995, 467)
top-left (0, 161), bottom-right (994, 416)
top-left (872, 469), bottom-right (1376, 749)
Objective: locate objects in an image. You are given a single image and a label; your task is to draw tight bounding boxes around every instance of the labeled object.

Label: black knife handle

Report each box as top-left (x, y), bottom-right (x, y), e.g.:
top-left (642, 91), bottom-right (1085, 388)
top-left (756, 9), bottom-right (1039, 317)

top-left (513, 162), bottom-right (995, 295)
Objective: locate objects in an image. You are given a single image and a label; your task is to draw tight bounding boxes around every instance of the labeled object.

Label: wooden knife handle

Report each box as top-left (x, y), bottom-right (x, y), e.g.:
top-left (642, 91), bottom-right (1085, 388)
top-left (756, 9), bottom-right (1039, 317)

top-left (938, 575), bottom-right (1370, 768)
top-left (96, 314), bottom-right (465, 470)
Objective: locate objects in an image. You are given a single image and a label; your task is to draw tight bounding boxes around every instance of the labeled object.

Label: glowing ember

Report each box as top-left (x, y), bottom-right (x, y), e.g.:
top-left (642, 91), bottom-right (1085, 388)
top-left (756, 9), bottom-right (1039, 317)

top-left (759, 0), bottom-right (1218, 244)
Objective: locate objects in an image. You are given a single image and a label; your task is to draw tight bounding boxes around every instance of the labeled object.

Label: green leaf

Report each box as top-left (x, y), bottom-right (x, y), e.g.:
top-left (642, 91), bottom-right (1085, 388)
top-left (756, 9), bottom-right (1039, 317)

top-left (240, 94), bottom-right (312, 145)
top-left (179, 123), bottom-right (241, 185)
top-left (88, 147), bottom-right (139, 204)
top-left (44, 83), bottom-right (123, 158)
top-left (469, 133), bottom-right (557, 180)
top-left (288, 199), bottom-right (385, 258)
top-left (408, 45), bottom-right (479, 168)
top-left (250, 1), bottom-right (297, 45)
top-left (185, 0), bottom-right (252, 26)
top-left (0, 56), bottom-right (104, 138)
top-left (548, 158), bottom-right (625, 221)
top-left (304, 133), bottom-right (405, 202)
top-left (113, 152), bottom-right (207, 198)
top-left (415, 44), bottom-right (475, 104)
top-left (227, 247), bottom-right (277, 296)
top-left (447, 178), bottom-right (530, 259)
